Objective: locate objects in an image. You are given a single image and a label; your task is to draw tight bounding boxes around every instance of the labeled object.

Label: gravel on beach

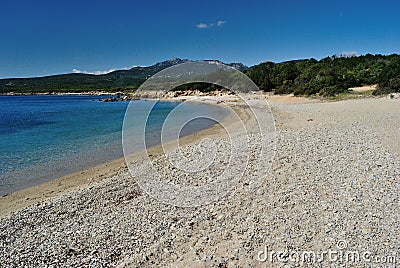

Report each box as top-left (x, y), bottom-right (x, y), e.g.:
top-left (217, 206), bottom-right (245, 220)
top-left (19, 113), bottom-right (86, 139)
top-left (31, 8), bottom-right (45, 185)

top-left (1, 97), bottom-right (399, 267)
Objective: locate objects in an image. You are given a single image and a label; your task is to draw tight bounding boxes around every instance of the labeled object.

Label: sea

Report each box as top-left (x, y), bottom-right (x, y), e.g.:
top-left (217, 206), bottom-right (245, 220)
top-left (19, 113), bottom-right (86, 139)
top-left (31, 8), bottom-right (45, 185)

top-left (0, 95), bottom-right (229, 195)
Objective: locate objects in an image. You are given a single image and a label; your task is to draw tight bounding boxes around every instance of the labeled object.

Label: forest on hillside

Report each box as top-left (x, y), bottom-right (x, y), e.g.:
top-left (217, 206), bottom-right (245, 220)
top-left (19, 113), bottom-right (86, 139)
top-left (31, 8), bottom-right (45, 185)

top-left (1, 54), bottom-right (400, 96)
top-left (244, 54), bottom-right (400, 96)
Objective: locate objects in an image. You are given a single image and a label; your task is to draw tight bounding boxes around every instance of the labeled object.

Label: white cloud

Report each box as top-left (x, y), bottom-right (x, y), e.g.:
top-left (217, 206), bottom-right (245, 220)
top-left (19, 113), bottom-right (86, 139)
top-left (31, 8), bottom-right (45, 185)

top-left (337, 51), bottom-right (358, 58)
top-left (217, 20), bottom-right (226, 26)
top-left (196, 20), bottom-right (226, 29)
top-left (91, 69), bottom-right (116, 75)
top-left (72, 67), bottom-right (135, 75)
top-left (196, 23), bottom-right (210, 29)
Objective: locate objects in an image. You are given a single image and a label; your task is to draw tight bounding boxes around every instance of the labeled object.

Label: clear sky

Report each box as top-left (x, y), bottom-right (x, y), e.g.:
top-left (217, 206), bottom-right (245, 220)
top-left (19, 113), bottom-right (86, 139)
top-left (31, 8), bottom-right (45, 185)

top-left (0, 0), bottom-right (399, 78)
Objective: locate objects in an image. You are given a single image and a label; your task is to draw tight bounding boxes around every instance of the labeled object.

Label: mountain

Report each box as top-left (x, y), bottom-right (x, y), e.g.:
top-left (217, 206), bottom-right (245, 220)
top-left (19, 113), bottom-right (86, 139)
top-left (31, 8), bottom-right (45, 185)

top-left (0, 58), bottom-right (248, 94)
top-left (3, 54), bottom-right (400, 96)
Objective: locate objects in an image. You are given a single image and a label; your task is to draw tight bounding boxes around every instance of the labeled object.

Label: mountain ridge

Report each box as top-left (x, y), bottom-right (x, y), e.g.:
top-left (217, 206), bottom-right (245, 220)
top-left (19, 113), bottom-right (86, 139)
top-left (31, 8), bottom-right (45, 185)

top-left (0, 58), bottom-right (248, 93)
top-left (1, 54), bottom-right (400, 95)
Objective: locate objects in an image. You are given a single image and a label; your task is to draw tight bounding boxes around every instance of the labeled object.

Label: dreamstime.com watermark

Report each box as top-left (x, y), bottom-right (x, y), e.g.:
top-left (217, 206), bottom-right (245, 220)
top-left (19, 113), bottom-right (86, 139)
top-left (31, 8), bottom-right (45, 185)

top-left (257, 240), bottom-right (398, 265)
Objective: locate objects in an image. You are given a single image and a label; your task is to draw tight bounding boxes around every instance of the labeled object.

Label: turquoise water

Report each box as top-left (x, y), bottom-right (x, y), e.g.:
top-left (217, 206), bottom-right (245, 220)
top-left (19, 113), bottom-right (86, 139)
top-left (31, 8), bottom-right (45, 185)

top-left (0, 95), bottom-right (228, 194)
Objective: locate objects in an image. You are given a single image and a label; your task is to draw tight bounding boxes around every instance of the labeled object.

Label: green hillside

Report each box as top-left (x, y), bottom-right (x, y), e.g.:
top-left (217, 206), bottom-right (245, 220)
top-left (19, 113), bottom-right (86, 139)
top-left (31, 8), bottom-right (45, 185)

top-left (1, 55), bottom-right (400, 95)
top-left (245, 54), bottom-right (400, 96)
top-left (0, 59), bottom-right (191, 93)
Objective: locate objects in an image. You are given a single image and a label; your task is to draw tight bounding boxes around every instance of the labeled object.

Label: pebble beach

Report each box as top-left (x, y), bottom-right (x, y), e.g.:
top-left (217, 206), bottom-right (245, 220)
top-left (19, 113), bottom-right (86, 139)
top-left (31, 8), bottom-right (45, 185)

top-left (1, 95), bottom-right (399, 267)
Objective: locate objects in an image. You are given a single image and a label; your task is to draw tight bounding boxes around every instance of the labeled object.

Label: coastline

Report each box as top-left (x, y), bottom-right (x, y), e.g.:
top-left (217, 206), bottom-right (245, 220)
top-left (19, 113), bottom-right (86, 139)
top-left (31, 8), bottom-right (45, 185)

top-left (0, 91), bottom-right (132, 96)
top-left (0, 93), bottom-right (330, 218)
top-left (0, 92), bottom-right (390, 218)
top-left (1, 95), bottom-right (399, 266)
top-left (0, 95), bottom-right (240, 218)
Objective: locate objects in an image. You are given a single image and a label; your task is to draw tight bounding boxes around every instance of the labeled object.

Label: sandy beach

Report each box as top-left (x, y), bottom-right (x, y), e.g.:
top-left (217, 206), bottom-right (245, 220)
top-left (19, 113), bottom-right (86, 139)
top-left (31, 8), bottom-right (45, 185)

top-left (1, 94), bottom-right (399, 267)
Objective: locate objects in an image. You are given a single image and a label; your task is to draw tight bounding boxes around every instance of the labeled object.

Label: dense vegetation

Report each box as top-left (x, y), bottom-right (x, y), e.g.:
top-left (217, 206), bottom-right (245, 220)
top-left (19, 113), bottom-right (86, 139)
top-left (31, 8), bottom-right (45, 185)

top-left (0, 59), bottom-right (191, 94)
top-left (245, 54), bottom-right (400, 96)
top-left (0, 73), bottom-right (141, 93)
top-left (1, 55), bottom-right (400, 95)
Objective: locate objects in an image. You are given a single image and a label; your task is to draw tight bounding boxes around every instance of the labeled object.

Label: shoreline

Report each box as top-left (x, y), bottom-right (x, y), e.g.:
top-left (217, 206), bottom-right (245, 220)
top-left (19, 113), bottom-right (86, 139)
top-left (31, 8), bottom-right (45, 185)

top-left (0, 92), bottom-right (378, 218)
top-left (0, 91), bottom-right (131, 96)
top-left (0, 92), bottom-right (323, 218)
top-left (0, 95), bottom-right (240, 218)
top-left (1, 92), bottom-right (388, 218)
top-left (1, 96), bottom-right (399, 266)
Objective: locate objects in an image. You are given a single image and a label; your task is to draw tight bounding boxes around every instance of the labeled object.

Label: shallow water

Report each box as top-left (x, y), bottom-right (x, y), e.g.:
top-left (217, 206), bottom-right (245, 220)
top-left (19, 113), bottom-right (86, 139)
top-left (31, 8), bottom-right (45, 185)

top-left (0, 95), bottom-right (229, 194)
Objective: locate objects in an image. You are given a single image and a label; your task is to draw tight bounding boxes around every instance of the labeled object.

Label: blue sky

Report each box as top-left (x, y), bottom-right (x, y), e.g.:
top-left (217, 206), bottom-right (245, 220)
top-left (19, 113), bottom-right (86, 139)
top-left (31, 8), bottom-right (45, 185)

top-left (0, 0), bottom-right (399, 78)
